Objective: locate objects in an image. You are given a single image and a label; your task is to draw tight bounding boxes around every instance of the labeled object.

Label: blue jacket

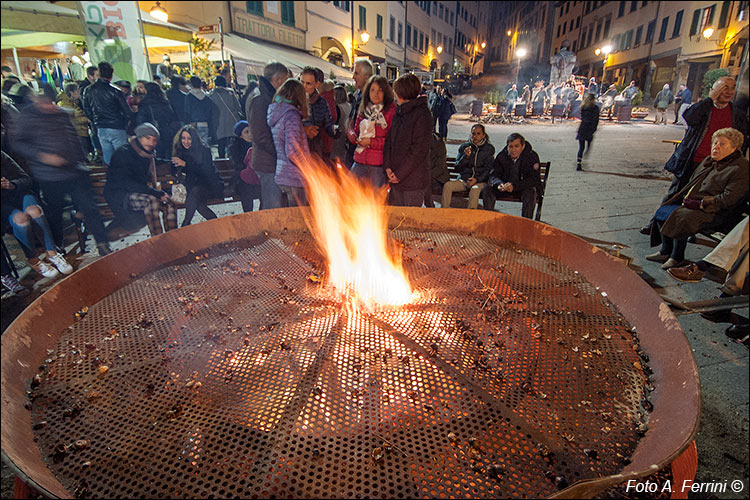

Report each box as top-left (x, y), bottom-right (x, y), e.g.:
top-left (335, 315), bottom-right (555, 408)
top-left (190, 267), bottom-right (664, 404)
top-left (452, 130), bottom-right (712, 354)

top-left (268, 101), bottom-right (310, 188)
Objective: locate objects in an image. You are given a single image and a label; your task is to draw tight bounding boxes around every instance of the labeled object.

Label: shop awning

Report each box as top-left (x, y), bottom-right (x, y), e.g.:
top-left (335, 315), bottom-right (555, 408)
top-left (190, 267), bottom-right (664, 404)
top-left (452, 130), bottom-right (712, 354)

top-left (1, 1), bottom-right (193, 48)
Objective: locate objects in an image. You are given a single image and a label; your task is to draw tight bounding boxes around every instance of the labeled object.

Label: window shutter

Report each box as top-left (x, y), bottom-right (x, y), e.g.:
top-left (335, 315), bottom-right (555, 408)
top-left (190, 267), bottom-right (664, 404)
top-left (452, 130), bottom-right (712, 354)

top-left (689, 9), bottom-right (701, 35)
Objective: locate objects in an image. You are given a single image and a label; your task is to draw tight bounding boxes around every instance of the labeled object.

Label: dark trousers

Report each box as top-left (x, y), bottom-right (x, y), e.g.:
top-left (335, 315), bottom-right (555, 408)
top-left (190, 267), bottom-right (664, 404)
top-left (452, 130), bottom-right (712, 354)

top-left (182, 185), bottom-right (218, 225)
top-left (438, 119), bottom-right (449, 139)
top-left (37, 175), bottom-right (108, 246)
top-left (673, 103), bottom-right (681, 123)
top-left (657, 222), bottom-right (688, 261)
top-left (217, 137), bottom-right (230, 159)
top-left (235, 180), bottom-right (261, 212)
top-left (577, 139), bottom-right (592, 160)
top-left (482, 185), bottom-right (537, 219)
top-left (388, 188), bottom-right (425, 207)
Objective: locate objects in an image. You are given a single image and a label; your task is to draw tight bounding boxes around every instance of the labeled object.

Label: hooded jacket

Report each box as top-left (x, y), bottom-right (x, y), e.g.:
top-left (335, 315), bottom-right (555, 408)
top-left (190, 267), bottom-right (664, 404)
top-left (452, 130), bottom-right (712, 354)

top-left (135, 95), bottom-right (180, 160)
top-left (455, 139), bottom-right (495, 183)
top-left (382, 96), bottom-right (432, 191)
top-left (184, 88), bottom-right (214, 124)
top-left (104, 137), bottom-right (165, 217)
top-left (82, 79), bottom-right (133, 130)
top-left (248, 76), bottom-right (277, 174)
top-left (353, 102), bottom-right (395, 166)
top-left (267, 101), bottom-right (310, 189)
top-left (489, 141), bottom-right (542, 195)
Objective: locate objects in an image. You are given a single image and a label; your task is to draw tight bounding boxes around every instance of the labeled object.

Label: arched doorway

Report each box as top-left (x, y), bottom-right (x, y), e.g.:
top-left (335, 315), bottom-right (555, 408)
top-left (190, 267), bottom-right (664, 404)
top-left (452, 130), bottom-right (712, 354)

top-left (319, 37), bottom-right (350, 67)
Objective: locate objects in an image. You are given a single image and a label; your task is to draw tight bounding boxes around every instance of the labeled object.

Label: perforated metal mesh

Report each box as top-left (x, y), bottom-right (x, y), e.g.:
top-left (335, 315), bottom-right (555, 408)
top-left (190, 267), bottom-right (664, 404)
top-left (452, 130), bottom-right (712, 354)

top-left (29, 229), bottom-right (650, 498)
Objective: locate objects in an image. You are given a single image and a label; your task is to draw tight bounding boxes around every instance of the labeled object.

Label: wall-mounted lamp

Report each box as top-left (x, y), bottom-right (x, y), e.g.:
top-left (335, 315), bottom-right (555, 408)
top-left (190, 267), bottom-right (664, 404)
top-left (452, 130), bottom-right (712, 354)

top-left (437, 45), bottom-right (443, 54)
top-left (150, 1), bottom-right (168, 23)
top-left (360, 31), bottom-right (370, 43)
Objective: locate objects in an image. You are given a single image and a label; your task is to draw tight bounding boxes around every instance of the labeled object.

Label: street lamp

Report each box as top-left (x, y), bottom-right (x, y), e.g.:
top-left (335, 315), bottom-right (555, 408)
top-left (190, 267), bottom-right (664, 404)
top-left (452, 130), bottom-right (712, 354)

top-left (595, 45), bottom-right (611, 80)
top-left (702, 27), bottom-right (714, 39)
top-left (437, 45), bottom-right (443, 54)
top-left (150, 1), bottom-right (168, 23)
top-left (515, 47), bottom-right (527, 83)
top-left (507, 30), bottom-right (512, 36)
top-left (360, 31), bottom-right (370, 44)
top-left (481, 41), bottom-right (486, 49)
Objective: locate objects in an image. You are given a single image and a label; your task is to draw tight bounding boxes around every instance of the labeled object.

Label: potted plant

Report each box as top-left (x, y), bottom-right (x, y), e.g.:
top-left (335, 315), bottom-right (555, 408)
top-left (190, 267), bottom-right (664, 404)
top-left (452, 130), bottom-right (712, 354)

top-left (631, 106), bottom-right (649, 119)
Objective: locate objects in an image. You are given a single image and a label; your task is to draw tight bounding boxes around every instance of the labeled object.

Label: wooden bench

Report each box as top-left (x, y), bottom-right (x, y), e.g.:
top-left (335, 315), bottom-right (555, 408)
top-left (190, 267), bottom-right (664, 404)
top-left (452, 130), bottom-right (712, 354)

top-left (78, 158), bottom-right (241, 250)
top-left (434, 158), bottom-right (550, 221)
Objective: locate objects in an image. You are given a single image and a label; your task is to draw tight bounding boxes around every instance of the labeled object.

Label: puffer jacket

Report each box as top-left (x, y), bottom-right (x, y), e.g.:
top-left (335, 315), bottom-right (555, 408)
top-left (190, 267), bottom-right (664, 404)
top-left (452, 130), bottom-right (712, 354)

top-left (455, 140), bottom-right (496, 183)
top-left (248, 76), bottom-right (277, 174)
top-left (353, 102), bottom-right (395, 166)
top-left (268, 101), bottom-right (310, 188)
top-left (382, 96), bottom-right (432, 191)
top-left (489, 141), bottom-right (542, 195)
top-left (81, 78), bottom-right (133, 130)
top-left (55, 92), bottom-right (89, 137)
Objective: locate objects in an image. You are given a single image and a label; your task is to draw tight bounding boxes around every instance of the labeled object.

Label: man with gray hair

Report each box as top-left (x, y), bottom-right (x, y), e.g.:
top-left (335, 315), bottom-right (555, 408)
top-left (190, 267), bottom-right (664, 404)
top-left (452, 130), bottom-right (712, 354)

top-left (640, 75), bottom-right (748, 234)
top-left (247, 61), bottom-right (289, 209)
top-left (345, 58), bottom-right (374, 168)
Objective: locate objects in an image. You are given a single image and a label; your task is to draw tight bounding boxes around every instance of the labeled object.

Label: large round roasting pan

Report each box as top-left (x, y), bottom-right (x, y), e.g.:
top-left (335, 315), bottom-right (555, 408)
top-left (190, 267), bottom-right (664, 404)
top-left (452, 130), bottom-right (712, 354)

top-left (1, 208), bottom-right (700, 498)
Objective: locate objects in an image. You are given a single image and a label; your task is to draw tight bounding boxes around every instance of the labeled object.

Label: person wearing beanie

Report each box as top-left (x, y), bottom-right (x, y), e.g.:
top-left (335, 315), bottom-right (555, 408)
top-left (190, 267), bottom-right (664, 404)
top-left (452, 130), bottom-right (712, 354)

top-left (209, 75), bottom-right (242, 158)
top-left (227, 120), bottom-right (261, 212)
top-left (104, 121), bottom-right (177, 237)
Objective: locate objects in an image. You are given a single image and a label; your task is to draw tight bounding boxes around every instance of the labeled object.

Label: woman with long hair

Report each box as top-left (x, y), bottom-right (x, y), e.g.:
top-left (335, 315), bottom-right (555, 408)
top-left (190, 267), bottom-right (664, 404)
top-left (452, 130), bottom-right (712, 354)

top-left (267, 78), bottom-right (311, 206)
top-left (136, 82), bottom-right (180, 159)
top-left (227, 120), bottom-right (261, 212)
top-left (351, 75), bottom-right (396, 188)
top-left (576, 92), bottom-right (599, 171)
top-left (171, 125), bottom-right (224, 226)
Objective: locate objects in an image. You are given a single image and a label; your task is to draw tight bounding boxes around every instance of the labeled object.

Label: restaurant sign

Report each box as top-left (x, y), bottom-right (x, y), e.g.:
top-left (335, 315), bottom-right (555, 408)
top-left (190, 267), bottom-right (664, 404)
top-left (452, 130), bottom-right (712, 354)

top-left (77, 1), bottom-right (151, 82)
top-left (232, 9), bottom-right (305, 50)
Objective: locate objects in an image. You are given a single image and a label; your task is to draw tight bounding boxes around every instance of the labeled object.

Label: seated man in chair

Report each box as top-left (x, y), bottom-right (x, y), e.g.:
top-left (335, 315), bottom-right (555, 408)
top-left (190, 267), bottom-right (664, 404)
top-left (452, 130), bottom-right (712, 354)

top-left (481, 133), bottom-right (542, 219)
top-left (104, 123), bottom-right (177, 237)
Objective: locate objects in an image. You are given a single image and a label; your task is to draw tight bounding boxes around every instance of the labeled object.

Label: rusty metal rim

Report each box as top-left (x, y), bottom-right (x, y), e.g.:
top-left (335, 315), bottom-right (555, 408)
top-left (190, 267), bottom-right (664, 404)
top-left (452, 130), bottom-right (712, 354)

top-left (1, 207), bottom-right (702, 498)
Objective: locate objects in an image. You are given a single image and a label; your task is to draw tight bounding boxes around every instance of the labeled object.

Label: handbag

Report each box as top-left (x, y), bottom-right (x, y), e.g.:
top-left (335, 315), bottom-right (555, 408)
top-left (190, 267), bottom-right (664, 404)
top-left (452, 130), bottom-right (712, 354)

top-left (170, 164), bottom-right (187, 204)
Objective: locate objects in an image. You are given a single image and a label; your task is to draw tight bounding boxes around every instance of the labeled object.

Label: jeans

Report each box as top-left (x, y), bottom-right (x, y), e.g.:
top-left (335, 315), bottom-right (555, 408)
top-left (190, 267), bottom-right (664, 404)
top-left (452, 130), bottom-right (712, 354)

top-left (577, 139), bottom-right (592, 160)
top-left (195, 122), bottom-right (210, 146)
top-left (438, 119), bottom-right (449, 139)
top-left (280, 186), bottom-right (307, 207)
top-left (351, 162), bottom-right (386, 189)
top-left (236, 180), bottom-right (261, 212)
top-left (6, 194), bottom-right (57, 259)
top-left (37, 175), bottom-right (109, 246)
top-left (258, 172), bottom-right (283, 210)
top-left (98, 128), bottom-right (128, 165)
top-left (657, 223), bottom-right (687, 262)
top-left (217, 137), bottom-right (230, 158)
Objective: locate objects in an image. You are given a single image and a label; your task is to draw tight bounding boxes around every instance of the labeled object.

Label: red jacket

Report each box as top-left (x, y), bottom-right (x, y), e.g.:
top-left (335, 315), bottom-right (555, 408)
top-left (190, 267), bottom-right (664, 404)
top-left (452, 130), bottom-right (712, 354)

top-left (353, 103), bottom-right (395, 167)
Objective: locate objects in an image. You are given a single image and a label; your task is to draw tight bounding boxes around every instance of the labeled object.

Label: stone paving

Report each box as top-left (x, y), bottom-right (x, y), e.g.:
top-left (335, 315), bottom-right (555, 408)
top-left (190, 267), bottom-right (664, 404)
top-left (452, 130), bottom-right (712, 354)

top-left (2, 95), bottom-right (748, 497)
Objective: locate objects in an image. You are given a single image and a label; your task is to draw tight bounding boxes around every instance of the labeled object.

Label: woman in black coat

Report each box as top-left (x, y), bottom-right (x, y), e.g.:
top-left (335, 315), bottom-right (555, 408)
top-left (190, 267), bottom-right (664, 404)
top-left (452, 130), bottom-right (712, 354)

top-left (171, 125), bottom-right (224, 226)
top-left (382, 74), bottom-right (432, 206)
top-left (576, 93), bottom-right (599, 171)
top-left (136, 82), bottom-right (181, 160)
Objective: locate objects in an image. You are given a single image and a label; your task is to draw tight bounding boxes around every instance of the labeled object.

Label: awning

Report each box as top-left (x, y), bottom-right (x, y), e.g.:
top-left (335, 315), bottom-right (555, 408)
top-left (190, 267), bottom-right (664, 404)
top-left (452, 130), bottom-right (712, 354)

top-left (1, 1), bottom-right (193, 48)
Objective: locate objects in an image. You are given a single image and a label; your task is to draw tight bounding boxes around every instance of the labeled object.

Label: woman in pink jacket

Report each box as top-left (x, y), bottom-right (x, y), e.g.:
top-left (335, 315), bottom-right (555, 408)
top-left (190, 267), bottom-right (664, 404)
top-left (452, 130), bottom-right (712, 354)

top-left (351, 75), bottom-right (395, 188)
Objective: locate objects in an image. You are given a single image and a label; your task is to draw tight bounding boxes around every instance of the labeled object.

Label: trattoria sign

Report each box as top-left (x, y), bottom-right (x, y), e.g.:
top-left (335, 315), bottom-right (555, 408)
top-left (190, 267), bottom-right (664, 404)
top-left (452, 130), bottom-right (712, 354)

top-left (77, 1), bottom-right (151, 82)
top-left (232, 9), bottom-right (305, 50)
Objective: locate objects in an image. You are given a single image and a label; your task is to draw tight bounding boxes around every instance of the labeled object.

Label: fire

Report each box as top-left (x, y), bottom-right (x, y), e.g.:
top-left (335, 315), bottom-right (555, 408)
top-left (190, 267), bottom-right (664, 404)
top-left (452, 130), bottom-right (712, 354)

top-left (298, 157), bottom-right (415, 311)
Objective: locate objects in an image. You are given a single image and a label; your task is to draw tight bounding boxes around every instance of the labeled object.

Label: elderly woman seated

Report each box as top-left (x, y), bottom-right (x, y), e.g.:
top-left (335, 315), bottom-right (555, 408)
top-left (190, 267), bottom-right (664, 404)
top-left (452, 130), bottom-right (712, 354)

top-left (647, 127), bottom-right (749, 269)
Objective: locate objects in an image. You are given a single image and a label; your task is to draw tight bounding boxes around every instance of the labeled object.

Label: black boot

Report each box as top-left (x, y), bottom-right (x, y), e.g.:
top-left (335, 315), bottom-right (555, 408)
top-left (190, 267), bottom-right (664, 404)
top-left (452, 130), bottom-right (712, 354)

top-left (576, 158), bottom-right (582, 171)
top-left (97, 242), bottom-right (113, 256)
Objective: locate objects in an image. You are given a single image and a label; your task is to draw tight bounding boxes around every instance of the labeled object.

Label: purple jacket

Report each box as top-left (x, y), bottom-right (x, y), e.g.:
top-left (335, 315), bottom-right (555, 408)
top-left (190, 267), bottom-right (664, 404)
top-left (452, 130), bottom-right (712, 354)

top-left (267, 101), bottom-right (310, 188)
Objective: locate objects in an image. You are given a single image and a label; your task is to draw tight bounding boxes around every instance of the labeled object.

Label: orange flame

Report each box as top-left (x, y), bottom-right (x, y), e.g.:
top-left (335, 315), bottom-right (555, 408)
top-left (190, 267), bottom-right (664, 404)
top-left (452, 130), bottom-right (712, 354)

top-left (298, 157), bottom-right (414, 311)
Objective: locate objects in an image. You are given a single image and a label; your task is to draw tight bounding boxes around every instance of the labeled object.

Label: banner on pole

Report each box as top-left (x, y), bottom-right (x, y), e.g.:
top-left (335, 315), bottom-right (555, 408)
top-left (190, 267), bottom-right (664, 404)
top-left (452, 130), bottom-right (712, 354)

top-left (77, 1), bottom-right (151, 82)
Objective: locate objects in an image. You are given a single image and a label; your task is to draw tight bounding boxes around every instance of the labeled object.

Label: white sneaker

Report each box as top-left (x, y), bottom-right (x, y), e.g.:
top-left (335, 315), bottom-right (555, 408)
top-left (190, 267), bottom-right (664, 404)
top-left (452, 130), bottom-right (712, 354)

top-left (48, 254), bottom-right (74, 274)
top-left (30, 260), bottom-right (59, 279)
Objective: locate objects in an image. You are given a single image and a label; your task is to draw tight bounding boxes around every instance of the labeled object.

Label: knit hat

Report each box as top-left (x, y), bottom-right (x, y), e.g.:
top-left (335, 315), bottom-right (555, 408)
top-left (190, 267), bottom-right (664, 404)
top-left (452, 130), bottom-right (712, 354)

top-left (214, 75), bottom-right (227, 88)
top-left (233, 120), bottom-right (249, 137)
top-left (134, 122), bottom-right (160, 139)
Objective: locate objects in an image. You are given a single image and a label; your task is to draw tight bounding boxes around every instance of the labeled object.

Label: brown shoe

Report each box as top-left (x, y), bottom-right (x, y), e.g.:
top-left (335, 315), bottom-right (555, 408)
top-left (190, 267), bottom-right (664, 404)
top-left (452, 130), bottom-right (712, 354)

top-left (667, 263), bottom-right (704, 282)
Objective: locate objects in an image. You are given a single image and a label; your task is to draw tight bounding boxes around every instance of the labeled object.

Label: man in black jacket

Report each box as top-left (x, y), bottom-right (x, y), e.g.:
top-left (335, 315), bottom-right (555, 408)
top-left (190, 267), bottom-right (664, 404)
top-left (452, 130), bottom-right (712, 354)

top-left (481, 133), bottom-right (541, 219)
top-left (247, 61), bottom-right (289, 209)
top-left (104, 123), bottom-right (176, 236)
top-left (82, 61), bottom-right (133, 165)
top-left (166, 75), bottom-right (189, 125)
